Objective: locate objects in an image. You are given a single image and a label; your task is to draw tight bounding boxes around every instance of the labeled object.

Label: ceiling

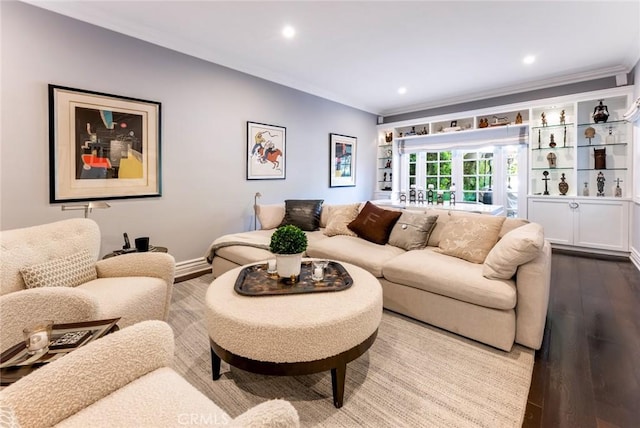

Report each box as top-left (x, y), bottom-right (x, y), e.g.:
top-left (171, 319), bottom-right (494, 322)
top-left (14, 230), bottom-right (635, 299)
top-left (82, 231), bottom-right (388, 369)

top-left (25, 1), bottom-right (640, 116)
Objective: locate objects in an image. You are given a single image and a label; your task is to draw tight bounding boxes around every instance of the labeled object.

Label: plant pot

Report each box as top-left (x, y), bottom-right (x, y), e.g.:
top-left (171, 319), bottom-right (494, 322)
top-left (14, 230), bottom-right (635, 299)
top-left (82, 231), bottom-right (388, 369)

top-left (276, 253), bottom-right (303, 281)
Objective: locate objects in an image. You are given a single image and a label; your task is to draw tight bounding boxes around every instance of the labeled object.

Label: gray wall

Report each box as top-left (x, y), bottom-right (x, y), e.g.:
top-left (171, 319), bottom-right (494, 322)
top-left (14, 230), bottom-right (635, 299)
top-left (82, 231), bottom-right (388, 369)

top-left (0, 2), bottom-right (376, 263)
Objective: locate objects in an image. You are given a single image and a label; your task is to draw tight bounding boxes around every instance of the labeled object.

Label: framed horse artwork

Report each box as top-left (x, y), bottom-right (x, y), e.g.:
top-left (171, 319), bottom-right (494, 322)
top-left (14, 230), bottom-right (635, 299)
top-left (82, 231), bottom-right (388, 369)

top-left (247, 121), bottom-right (286, 180)
top-left (330, 133), bottom-right (357, 187)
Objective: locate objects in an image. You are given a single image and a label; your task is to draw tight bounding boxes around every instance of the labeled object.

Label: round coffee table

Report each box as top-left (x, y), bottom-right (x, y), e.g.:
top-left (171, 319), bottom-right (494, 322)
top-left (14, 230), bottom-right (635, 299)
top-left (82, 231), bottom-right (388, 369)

top-left (204, 260), bottom-right (382, 408)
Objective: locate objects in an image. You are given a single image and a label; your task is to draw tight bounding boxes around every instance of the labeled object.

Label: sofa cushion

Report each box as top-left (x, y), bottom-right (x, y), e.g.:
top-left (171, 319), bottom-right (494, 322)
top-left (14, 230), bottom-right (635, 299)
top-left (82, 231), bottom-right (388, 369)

top-left (382, 248), bottom-right (517, 310)
top-left (324, 203), bottom-right (360, 237)
top-left (280, 199), bottom-right (324, 231)
top-left (256, 203), bottom-right (285, 230)
top-left (483, 222), bottom-right (544, 279)
top-left (77, 277), bottom-right (166, 327)
top-left (423, 208), bottom-right (453, 247)
top-left (499, 217), bottom-right (530, 239)
top-left (435, 214), bottom-right (505, 263)
top-left (348, 201), bottom-right (401, 245)
top-left (306, 235), bottom-right (405, 278)
top-left (388, 212), bottom-right (438, 251)
top-left (20, 250), bottom-right (97, 289)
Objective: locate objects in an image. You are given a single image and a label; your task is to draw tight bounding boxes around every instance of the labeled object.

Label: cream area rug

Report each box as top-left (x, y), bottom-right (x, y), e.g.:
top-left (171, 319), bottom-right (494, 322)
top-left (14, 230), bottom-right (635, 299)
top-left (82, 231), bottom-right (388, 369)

top-left (169, 274), bottom-right (533, 428)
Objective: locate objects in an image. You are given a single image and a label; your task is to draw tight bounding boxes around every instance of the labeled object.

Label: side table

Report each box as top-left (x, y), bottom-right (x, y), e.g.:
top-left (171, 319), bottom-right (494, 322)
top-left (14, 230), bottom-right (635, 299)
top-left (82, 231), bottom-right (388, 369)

top-left (102, 245), bottom-right (168, 259)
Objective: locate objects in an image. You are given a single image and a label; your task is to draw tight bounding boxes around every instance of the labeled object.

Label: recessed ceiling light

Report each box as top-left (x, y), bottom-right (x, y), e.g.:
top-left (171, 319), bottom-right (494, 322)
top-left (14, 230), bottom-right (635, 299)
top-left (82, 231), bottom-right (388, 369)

top-left (282, 25), bottom-right (295, 39)
top-left (523, 55), bottom-right (536, 65)
top-left (398, 87), bottom-right (407, 95)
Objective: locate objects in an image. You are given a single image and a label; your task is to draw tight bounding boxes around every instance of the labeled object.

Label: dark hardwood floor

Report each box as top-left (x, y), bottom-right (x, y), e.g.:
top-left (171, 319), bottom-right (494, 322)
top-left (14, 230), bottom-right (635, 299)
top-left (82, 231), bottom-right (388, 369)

top-left (523, 252), bottom-right (640, 428)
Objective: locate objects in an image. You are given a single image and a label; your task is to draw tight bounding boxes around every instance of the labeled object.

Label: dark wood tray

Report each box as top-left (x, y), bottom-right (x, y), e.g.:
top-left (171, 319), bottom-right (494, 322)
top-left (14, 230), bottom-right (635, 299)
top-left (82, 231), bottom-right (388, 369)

top-left (234, 261), bottom-right (353, 296)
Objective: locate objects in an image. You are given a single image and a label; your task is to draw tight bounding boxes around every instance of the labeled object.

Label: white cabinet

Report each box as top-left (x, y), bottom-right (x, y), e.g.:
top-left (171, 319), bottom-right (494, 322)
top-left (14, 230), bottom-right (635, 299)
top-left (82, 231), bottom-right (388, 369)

top-left (528, 197), bottom-right (630, 253)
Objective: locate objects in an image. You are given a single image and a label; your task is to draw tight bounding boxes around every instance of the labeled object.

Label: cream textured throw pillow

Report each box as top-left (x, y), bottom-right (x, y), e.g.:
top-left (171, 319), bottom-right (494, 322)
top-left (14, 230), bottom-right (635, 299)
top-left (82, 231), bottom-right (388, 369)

top-left (483, 222), bottom-right (544, 279)
top-left (388, 212), bottom-right (438, 251)
top-left (20, 250), bottom-right (97, 289)
top-left (324, 204), bottom-right (360, 237)
top-left (436, 214), bottom-right (506, 264)
top-left (256, 203), bottom-right (285, 230)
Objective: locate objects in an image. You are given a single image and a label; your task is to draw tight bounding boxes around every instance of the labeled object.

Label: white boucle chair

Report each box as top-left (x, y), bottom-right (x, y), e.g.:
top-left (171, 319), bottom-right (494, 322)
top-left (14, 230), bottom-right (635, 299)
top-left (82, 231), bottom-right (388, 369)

top-left (0, 321), bottom-right (300, 428)
top-left (0, 219), bottom-right (175, 350)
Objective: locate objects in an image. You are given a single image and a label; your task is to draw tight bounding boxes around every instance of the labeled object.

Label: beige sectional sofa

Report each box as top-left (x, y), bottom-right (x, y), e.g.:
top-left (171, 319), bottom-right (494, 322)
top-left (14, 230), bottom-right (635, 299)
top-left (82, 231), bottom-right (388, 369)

top-left (206, 202), bottom-right (551, 352)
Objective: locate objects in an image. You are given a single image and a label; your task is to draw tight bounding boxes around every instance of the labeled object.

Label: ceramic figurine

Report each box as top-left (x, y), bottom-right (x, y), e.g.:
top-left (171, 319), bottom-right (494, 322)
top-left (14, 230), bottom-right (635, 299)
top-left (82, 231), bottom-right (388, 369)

top-left (584, 126), bottom-right (596, 145)
top-left (549, 134), bottom-right (556, 148)
top-left (479, 118), bottom-right (488, 128)
top-left (596, 172), bottom-right (605, 196)
top-left (559, 110), bottom-right (566, 125)
top-left (515, 112), bottom-right (523, 124)
top-left (583, 182), bottom-right (589, 196)
top-left (542, 171), bottom-right (550, 195)
top-left (547, 152), bottom-right (557, 168)
top-left (592, 100), bottom-right (609, 123)
top-left (558, 173), bottom-right (569, 195)
top-left (541, 112), bottom-right (547, 126)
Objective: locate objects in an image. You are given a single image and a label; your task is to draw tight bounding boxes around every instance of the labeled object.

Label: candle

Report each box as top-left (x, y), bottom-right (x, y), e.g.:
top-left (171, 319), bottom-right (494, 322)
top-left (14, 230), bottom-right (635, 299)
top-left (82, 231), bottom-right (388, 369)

top-left (428, 184), bottom-right (434, 190)
top-left (28, 331), bottom-right (49, 351)
top-left (437, 190), bottom-right (443, 195)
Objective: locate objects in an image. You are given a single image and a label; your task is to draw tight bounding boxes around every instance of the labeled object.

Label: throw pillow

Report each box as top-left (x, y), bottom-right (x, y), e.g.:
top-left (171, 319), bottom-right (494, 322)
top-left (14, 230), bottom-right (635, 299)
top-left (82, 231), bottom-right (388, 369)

top-left (435, 214), bottom-right (506, 263)
top-left (483, 222), bottom-right (544, 279)
top-left (324, 204), bottom-right (361, 237)
top-left (388, 212), bottom-right (439, 251)
top-left (347, 201), bottom-right (402, 245)
top-left (20, 250), bottom-right (97, 289)
top-left (279, 199), bottom-right (324, 231)
top-left (256, 203), bottom-right (285, 230)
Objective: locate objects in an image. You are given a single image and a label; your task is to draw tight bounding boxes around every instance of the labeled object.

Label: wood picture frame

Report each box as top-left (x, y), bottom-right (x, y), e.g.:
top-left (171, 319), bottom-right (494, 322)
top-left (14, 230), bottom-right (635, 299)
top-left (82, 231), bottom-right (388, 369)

top-left (247, 121), bottom-right (286, 180)
top-left (48, 85), bottom-right (161, 203)
top-left (330, 133), bottom-right (356, 187)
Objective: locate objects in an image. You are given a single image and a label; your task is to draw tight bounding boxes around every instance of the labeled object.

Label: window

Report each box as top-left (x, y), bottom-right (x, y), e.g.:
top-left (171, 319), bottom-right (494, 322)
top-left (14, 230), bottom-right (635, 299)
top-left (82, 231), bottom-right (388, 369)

top-left (462, 151), bottom-right (493, 203)
top-left (425, 151), bottom-right (452, 193)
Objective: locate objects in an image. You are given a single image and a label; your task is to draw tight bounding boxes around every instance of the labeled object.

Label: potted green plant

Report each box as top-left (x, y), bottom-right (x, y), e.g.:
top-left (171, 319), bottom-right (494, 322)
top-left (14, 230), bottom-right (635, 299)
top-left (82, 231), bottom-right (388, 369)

top-left (269, 225), bottom-right (308, 280)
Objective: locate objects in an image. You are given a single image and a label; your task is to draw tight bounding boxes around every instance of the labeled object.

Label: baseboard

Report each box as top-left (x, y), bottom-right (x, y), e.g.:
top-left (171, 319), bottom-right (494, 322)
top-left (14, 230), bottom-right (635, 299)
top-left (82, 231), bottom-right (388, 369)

top-left (631, 247), bottom-right (640, 272)
top-left (175, 257), bottom-right (211, 283)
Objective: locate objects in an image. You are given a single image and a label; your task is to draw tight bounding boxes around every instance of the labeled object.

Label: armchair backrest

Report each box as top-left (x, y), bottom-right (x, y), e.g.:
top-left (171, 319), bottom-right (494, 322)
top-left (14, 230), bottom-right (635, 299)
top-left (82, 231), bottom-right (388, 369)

top-left (0, 219), bottom-right (101, 295)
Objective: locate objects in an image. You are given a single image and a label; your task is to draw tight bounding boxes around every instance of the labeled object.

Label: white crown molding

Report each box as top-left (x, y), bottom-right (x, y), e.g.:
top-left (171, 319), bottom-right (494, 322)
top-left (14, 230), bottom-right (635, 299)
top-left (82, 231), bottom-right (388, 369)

top-left (381, 65), bottom-right (631, 117)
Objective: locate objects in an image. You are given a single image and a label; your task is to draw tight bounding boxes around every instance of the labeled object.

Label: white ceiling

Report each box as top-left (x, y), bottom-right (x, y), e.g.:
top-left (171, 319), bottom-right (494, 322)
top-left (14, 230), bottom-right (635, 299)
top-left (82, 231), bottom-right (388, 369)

top-left (25, 1), bottom-right (640, 115)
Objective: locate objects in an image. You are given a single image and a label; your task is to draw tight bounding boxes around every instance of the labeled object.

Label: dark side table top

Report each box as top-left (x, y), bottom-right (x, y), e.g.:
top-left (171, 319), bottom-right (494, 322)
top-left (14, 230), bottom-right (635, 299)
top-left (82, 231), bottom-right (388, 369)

top-left (102, 245), bottom-right (168, 259)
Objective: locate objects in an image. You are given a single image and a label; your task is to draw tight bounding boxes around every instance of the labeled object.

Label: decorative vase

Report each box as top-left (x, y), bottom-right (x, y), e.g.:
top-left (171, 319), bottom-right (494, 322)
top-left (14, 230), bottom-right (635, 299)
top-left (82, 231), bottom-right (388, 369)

top-left (583, 182), bottom-right (589, 196)
top-left (558, 173), bottom-right (569, 195)
top-left (276, 253), bottom-right (303, 281)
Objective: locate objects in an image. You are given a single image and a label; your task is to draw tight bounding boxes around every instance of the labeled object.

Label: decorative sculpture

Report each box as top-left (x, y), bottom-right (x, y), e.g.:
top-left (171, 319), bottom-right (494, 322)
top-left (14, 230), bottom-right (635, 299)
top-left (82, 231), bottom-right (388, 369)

top-left (538, 129), bottom-right (541, 149)
top-left (541, 112), bottom-right (547, 126)
top-left (593, 147), bottom-right (606, 170)
top-left (583, 182), bottom-right (589, 196)
top-left (558, 173), bottom-right (569, 195)
top-left (549, 133), bottom-right (556, 148)
top-left (542, 171), bottom-right (550, 195)
top-left (417, 189), bottom-right (425, 204)
top-left (385, 132), bottom-right (393, 142)
top-left (614, 178), bottom-right (623, 197)
top-left (409, 186), bottom-right (416, 203)
top-left (478, 118), bottom-right (489, 128)
top-left (592, 99), bottom-right (609, 123)
top-left (559, 110), bottom-right (566, 125)
top-left (547, 152), bottom-right (557, 168)
top-left (515, 112), bottom-right (523, 124)
top-left (584, 126), bottom-right (596, 145)
top-left (596, 172), bottom-right (605, 196)
top-left (605, 126), bottom-right (615, 145)
top-left (563, 126), bottom-right (567, 147)
top-left (450, 183), bottom-right (456, 205)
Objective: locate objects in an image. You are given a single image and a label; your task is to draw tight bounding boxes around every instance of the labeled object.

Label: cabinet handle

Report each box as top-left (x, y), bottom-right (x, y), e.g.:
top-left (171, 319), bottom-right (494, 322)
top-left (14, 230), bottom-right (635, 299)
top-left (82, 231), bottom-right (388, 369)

top-left (569, 202), bottom-right (579, 209)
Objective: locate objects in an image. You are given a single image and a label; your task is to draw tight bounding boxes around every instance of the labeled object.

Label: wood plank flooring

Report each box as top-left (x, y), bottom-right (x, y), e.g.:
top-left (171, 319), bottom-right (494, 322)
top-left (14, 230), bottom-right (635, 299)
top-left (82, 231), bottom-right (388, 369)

top-left (523, 253), bottom-right (640, 428)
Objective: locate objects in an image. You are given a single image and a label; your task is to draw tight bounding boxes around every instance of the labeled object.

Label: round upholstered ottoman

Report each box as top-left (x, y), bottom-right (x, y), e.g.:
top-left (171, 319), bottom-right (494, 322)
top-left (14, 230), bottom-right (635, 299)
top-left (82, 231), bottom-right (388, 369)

top-left (204, 260), bottom-right (382, 408)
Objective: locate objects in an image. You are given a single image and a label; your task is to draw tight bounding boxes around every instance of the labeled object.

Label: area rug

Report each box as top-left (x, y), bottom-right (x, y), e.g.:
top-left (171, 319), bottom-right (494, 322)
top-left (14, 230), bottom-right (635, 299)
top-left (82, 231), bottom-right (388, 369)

top-left (169, 274), bottom-right (533, 427)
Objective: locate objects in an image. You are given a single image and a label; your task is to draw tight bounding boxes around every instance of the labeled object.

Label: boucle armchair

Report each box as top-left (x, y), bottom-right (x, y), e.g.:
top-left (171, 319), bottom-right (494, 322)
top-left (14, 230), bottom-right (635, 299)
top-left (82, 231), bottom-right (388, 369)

top-left (0, 321), bottom-right (300, 428)
top-left (0, 218), bottom-right (175, 346)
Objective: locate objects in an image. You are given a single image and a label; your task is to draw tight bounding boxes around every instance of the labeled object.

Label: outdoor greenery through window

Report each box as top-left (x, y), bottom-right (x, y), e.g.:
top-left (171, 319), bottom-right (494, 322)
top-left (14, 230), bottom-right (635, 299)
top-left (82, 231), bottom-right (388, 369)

top-left (462, 151), bottom-right (493, 203)
top-left (426, 151), bottom-right (452, 201)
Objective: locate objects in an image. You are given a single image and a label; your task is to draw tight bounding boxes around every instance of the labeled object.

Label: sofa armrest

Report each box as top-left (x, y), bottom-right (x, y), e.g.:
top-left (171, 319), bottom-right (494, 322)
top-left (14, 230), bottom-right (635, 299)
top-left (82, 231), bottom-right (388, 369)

top-left (96, 252), bottom-right (176, 319)
top-left (0, 287), bottom-right (100, 351)
top-left (514, 240), bottom-right (552, 349)
top-left (230, 399), bottom-right (300, 428)
top-left (1, 320), bottom-right (174, 428)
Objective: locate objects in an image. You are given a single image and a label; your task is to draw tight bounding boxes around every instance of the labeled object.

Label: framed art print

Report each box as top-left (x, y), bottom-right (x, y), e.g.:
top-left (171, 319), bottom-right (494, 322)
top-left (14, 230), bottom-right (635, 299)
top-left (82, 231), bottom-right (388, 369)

top-left (330, 133), bottom-right (356, 187)
top-left (48, 85), bottom-right (161, 203)
top-left (247, 121), bottom-right (286, 180)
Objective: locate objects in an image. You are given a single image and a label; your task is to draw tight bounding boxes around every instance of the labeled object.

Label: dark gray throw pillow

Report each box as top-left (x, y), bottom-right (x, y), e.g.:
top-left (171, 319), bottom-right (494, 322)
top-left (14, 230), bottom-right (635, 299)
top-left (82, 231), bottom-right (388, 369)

top-left (279, 199), bottom-right (324, 231)
top-left (388, 212), bottom-right (439, 251)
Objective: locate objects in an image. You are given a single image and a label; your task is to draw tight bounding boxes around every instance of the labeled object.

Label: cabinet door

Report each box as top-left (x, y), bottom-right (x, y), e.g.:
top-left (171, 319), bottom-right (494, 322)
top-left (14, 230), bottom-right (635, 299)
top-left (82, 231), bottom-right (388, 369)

top-left (527, 198), bottom-right (574, 245)
top-left (574, 200), bottom-right (629, 251)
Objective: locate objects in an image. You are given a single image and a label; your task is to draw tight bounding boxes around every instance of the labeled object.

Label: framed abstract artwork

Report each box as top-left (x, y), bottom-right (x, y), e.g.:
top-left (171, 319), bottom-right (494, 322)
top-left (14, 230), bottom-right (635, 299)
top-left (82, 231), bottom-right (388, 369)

top-left (329, 133), bottom-right (356, 187)
top-left (247, 121), bottom-right (286, 180)
top-left (48, 85), bottom-right (161, 203)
